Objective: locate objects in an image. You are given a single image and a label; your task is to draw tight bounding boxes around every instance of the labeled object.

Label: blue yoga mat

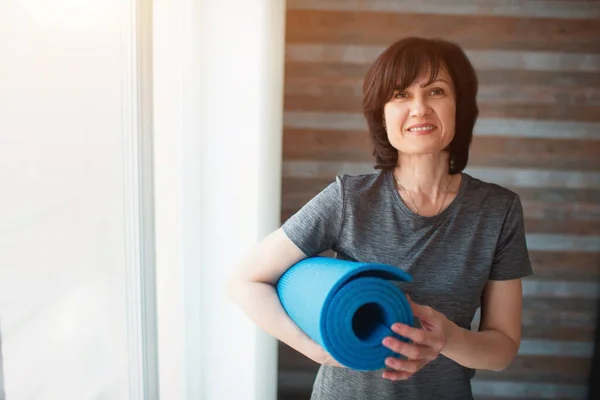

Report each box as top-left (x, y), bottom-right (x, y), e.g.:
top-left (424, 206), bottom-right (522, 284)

top-left (276, 256), bottom-right (414, 371)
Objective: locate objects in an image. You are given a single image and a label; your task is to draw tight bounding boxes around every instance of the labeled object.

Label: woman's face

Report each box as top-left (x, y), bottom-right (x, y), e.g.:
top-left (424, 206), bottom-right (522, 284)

top-left (383, 67), bottom-right (456, 156)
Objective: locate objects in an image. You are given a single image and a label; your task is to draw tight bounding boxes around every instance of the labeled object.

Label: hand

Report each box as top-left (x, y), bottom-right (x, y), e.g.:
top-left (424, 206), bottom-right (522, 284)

top-left (381, 297), bottom-right (458, 381)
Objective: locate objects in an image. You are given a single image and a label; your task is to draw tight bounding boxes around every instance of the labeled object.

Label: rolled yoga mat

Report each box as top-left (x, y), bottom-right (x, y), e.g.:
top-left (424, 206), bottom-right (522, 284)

top-left (276, 256), bottom-right (414, 371)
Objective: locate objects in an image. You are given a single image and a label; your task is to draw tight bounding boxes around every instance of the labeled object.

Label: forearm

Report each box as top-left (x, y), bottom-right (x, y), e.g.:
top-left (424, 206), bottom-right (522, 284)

top-left (227, 279), bottom-right (326, 364)
top-left (441, 325), bottom-right (519, 371)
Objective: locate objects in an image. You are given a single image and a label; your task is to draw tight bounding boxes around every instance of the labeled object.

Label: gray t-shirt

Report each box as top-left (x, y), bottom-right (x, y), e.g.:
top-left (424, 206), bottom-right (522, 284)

top-left (281, 170), bottom-right (533, 400)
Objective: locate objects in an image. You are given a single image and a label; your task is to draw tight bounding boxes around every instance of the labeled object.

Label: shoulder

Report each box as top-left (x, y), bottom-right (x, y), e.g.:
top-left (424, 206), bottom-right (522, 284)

top-left (461, 173), bottom-right (523, 221)
top-left (463, 173), bottom-right (520, 205)
top-left (333, 170), bottom-right (394, 221)
top-left (336, 170), bottom-right (387, 196)
top-left (289, 171), bottom-right (386, 215)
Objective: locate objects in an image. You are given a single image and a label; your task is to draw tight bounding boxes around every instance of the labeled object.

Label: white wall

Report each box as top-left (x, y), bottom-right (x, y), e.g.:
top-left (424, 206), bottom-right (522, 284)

top-left (0, 0), bottom-right (142, 398)
top-left (153, 0), bottom-right (286, 399)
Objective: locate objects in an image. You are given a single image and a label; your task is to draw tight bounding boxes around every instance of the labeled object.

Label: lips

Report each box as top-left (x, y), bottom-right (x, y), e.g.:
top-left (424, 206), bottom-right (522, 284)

top-left (407, 124), bottom-right (437, 133)
top-left (407, 124), bottom-right (436, 131)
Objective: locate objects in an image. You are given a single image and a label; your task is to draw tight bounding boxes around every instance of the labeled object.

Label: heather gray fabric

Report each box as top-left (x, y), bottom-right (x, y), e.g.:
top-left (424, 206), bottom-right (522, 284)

top-left (281, 170), bottom-right (533, 400)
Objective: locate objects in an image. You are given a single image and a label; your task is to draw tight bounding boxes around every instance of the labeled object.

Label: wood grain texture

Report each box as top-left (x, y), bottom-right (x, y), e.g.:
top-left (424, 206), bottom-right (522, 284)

top-left (287, 0), bottom-right (600, 20)
top-left (285, 62), bottom-right (600, 86)
top-left (286, 44), bottom-right (600, 72)
top-left (286, 10), bottom-right (600, 53)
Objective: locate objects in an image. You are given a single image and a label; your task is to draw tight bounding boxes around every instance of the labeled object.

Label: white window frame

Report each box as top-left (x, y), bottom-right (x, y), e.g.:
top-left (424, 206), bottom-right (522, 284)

top-left (122, 0), bottom-right (159, 399)
top-left (152, 0), bottom-right (286, 399)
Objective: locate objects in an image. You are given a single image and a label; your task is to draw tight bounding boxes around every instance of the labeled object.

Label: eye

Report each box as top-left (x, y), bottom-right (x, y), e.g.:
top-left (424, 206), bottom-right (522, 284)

top-left (393, 90), bottom-right (408, 99)
top-left (430, 88), bottom-right (445, 96)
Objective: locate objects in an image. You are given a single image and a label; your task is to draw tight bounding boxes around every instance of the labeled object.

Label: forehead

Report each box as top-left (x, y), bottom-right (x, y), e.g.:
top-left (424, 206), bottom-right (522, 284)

top-left (398, 66), bottom-right (453, 88)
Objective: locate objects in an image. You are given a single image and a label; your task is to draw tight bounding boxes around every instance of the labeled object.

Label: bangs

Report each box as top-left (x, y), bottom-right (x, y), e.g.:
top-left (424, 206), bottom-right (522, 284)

top-left (385, 41), bottom-right (445, 97)
top-left (390, 44), bottom-right (443, 90)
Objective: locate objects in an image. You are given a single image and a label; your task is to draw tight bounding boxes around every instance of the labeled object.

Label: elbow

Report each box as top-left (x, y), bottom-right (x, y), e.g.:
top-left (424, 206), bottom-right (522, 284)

top-left (493, 359), bottom-right (515, 372)
top-left (225, 269), bottom-right (258, 303)
top-left (491, 359), bottom-right (513, 372)
top-left (488, 354), bottom-right (515, 372)
top-left (493, 338), bottom-right (520, 372)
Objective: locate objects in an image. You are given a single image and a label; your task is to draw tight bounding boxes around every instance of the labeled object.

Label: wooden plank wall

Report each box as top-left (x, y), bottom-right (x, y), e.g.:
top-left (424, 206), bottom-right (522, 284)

top-left (277, 1), bottom-right (600, 399)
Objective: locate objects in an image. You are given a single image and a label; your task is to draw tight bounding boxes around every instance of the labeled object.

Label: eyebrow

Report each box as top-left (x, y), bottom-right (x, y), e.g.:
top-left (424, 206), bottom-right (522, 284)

top-left (394, 79), bottom-right (450, 90)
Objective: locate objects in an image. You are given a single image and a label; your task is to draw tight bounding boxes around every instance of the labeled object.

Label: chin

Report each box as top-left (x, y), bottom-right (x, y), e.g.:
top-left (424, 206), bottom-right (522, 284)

top-left (394, 144), bottom-right (446, 156)
top-left (394, 138), bottom-right (452, 155)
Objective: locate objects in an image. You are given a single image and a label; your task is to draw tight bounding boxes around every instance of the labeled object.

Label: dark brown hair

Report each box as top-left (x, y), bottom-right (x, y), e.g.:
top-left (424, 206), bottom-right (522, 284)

top-left (362, 37), bottom-right (479, 173)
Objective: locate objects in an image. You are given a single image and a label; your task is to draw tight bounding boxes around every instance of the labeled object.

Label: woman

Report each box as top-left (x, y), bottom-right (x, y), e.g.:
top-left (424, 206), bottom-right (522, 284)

top-left (227, 37), bottom-right (533, 400)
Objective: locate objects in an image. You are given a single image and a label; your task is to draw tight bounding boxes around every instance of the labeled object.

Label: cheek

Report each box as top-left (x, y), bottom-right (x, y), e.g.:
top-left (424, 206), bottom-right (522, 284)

top-left (385, 104), bottom-right (409, 125)
top-left (439, 103), bottom-right (456, 130)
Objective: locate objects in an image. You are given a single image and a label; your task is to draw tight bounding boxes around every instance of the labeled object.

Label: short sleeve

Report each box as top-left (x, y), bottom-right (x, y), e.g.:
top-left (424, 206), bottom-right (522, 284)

top-left (489, 195), bottom-right (533, 280)
top-left (281, 175), bottom-right (345, 257)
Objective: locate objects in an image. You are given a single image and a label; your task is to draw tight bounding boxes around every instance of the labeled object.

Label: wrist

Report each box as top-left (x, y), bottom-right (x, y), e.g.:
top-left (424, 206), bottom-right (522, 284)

top-left (442, 321), bottom-right (463, 355)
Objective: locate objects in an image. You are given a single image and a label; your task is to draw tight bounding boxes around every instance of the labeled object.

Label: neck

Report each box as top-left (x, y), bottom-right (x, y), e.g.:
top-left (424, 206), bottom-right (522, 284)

top-left (394, 153), bottom-right (451, 199)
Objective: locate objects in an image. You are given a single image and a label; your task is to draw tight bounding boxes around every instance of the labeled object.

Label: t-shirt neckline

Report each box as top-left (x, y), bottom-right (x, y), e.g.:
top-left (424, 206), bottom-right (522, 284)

top-left (385, 169), bottom-right (470, 221)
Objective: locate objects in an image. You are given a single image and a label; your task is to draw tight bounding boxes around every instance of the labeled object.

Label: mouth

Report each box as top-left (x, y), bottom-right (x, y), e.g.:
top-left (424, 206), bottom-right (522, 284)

top-left (406, 124), bottom-right (437, 134)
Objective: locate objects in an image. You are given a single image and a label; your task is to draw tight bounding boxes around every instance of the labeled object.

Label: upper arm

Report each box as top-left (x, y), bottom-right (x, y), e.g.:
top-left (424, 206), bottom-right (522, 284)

top-left (229, 176), bottom-right (343, 288)
top-left (479, 194), bottom-right (531, 349)
top-left (489, 195), bottom-right (532, 281)
top-left (479, 278), bottom-right (523, 350)
top-left (228, 228), bottom-right (308, 286)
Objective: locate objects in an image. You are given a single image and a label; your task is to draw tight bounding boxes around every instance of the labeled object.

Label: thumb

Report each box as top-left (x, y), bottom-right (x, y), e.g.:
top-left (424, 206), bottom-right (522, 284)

top-left (407, 297), bottom-right (434, 322)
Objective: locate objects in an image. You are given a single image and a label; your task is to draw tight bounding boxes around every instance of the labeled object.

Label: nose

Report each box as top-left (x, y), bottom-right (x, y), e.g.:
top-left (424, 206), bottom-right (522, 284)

top-left (409, 95), bottom-right (431, 117)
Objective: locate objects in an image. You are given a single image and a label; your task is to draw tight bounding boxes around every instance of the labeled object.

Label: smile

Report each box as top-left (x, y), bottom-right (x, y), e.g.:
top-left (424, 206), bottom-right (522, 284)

top-left (407, 125), bottom-right (436, 132)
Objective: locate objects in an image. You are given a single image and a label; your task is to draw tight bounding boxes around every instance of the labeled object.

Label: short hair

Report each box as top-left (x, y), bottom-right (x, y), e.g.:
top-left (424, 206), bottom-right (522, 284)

top-left (362, 37), bottom-right (479, 174)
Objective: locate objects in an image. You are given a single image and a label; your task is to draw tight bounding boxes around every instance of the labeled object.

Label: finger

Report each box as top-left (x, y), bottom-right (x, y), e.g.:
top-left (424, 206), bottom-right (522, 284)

top-left (382, 337), bottom-right (437, 361)
top-left (385, 357), bottom-right (426, 374)
top-left (382, 370), bottom-right (413, 381)
top-left (391, 323), bottom-right (439, 349)
top-left (408, 300), bottom-right (434, 322)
